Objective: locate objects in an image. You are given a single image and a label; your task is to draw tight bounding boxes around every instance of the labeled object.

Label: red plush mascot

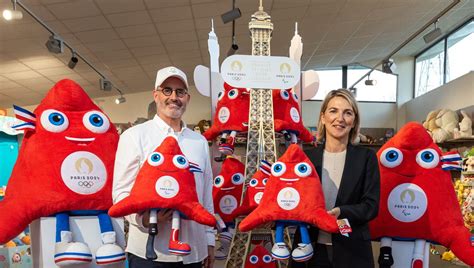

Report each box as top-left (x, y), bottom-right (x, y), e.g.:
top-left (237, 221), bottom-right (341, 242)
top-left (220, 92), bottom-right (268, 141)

top-left (109, 136), bottom-right (216, 259)
top-left (0, 79), bottom-right (125, 266)
top-left (203, 83), bottom-right (249, 160)
top-left (240, 144), bottom-right (338, 262)
top-left (245, 245), bottom-right (277, 268)
top-left (272, 89), bottom-right (313, 144)
top-left (370, 122), bottom-right (474, 267)
top-left (232, 169), bottom-right (268, 218)
top-left (212, 157), bottom-right (245, 259)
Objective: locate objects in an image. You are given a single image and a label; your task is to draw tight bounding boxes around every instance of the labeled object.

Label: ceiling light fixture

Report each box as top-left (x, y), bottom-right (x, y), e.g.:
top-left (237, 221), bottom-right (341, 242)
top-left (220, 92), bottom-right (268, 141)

top-left (45, 35), bottom-right (64, 54)
top-left (382, 59), bottom-right (396, 74)
top-left (115, 95), bottom-right (126, 104)
top-left (2, 0), bottom-right (23, 21)
top-left (221, 0), bottom-right (241, 24)
top-left (364, 73), bottom-right (377, 86)
top-left (423, 20), bottom-right (442, 44)
top-left (10, 0), bottom-right (126, 97)
top-left (68, 51), bottom-right (78, 69)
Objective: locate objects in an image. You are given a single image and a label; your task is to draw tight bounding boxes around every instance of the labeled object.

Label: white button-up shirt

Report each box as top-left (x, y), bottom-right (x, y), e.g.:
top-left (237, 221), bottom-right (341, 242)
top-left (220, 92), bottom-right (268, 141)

top-left (113, 115), bottom-right (215, 264)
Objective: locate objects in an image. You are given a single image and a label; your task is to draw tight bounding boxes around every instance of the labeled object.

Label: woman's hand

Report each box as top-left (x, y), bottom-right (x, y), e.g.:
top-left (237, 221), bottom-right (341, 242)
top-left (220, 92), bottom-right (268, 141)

top-left (328, 207), bottom-right (341, 218)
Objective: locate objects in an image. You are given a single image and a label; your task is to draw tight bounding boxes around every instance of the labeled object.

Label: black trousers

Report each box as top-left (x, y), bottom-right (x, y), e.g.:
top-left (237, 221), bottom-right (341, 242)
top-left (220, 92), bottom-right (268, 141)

top-left (128, 253), bottom-right (202, 268)
top-left (290, 244), bottom-right (333, 268)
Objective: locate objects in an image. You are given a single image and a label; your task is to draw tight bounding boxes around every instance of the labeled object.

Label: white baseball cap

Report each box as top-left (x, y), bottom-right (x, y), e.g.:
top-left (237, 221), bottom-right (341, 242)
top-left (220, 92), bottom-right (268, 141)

top-left (154, 66), bottom-right (189, 90)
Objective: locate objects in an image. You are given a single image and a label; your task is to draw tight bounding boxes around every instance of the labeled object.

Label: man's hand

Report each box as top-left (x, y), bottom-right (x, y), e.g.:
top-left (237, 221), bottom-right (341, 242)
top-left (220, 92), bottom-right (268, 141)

top-left (203, 245), bottom-right (214, 268)
top-left (142, 209), bottom-right (173, 228)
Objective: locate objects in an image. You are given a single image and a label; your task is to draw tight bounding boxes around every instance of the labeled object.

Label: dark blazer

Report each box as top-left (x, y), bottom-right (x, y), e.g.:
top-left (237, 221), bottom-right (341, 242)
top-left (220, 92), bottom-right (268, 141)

top-left (291, 143), bottom-right (380, 268)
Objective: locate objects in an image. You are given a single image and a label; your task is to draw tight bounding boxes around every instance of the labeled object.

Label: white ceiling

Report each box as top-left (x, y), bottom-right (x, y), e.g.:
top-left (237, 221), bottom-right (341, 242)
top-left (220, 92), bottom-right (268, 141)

top-left (0, 0), bottom-right (473, 108)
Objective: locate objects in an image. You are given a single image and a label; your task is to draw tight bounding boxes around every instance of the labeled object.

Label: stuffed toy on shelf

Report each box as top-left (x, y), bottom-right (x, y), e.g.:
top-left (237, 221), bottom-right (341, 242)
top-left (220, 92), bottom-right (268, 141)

top-left (109, 136), bottom-right (216, 259)
top-left (239, 144), bottom-right (338, 262)
top-left (203, 83), bottom-right (249, 161)
top-left (453, 110), bottom-right (472, 139)
top-left (272, 89), bottom-right (313, 144)
top-left (432, 109), bottom-right (459, 143)
top-left (0, 79), bottom-right (125, 266)
top-left (212, 157), bottom-right (245, 260)
top-left (370, 122), bottom-right (474, 268)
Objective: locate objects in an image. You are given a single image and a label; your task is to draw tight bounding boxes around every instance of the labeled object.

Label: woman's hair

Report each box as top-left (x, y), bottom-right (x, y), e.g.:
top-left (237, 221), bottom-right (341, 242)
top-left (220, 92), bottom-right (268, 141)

top-left (317, 89), bottom-right (360, 143)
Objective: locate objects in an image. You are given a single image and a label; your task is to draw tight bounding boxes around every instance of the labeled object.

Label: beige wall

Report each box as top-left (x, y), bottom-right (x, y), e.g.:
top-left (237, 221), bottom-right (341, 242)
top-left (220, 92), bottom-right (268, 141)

top-left (405, 71), bottom-right (474, 122)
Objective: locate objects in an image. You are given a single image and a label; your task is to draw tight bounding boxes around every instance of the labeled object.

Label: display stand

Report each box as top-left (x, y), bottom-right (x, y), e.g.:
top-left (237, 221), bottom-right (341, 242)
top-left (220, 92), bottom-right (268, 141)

top-left (30, 216), bottom-right (125, 268)
top-left (391, 241), bottom-right (430, 268)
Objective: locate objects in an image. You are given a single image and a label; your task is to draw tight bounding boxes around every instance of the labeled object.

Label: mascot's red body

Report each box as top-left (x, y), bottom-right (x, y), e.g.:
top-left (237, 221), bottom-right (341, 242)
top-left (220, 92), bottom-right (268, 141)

top-left (245, 245), bottom-right (276, 268)
top-left (232, 169), bottom-right (268, 217)
top-left (272, 89), bottom-right (313, 143)
top-left (370, 122), bottom-right (474, 266)
top-left (0, 79), bottom-right (118, 244)
top-left (203, 83), bottom-right (249, 141)
top-left (109, 136), bottom-right (215, 226)
top-left (240, 144), bottom-right (338, 232)
top-left (212, 157), bottom-right (245, 224)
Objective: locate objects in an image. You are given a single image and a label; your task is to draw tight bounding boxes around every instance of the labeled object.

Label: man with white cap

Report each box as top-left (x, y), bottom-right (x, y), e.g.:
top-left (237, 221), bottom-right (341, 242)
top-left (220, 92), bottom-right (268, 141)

top-left (113, 66), bottom-right (215, 268)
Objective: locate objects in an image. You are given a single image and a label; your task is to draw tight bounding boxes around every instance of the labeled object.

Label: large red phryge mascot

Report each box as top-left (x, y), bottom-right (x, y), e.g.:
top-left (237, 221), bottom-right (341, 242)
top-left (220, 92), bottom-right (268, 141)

top-left (240, 144), bottom-right (339, 262)
top-left (272, 89), bottom-right (313, 144)
top-left (0, 79), bottom-right (125, 266)
top-left (244, 245), bottom-right (277, 268)
top-left (109, 136), bottom-right (216, 259)
top-left (212, 157), bottom-right (245, 260)
top-left (203, 83), bottom-right (249, 160)
top-left (370, 122), bottom-right (473, 267)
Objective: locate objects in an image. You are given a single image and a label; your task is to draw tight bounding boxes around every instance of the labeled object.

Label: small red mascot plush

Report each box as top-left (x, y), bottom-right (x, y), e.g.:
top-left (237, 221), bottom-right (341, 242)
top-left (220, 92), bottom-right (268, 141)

top-left (203, 83), bottom-right (249, 159)
top-left (240, 144), bottom-right (338, 262)
top-left (109, 136), bottom-right (216, 259)
top-left (212, 157), bottom-right (245, 260)
top-left (272, 89), bottom-right (313, 143)
top-left (0, 79), bottom-right (124, 266)
top-left (370, 122), bottom-right (474, 267)
top-left (232, 169), bottom-right (268, 218)
top-left (245, 245), bottom-right (276, 268)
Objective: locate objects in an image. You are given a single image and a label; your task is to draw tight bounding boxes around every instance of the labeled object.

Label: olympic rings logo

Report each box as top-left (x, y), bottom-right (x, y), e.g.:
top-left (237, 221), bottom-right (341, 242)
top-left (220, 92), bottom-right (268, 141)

top-left (78, 181), bottom-right (94, 188)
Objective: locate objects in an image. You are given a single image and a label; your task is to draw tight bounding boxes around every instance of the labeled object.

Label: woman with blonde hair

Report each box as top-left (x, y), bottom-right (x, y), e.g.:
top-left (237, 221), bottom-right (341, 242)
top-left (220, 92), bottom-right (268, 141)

top-left (291, 89), bottom-right (380, 268)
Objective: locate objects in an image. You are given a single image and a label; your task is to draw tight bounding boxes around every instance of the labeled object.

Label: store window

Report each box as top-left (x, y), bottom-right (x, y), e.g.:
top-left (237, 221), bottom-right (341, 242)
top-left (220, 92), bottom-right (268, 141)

top-left (446, 20), bottom-right (474, 82)
top-left (311, 68), bottom-right (342, 100)
top-left (415, 41), bottom-right (445, 97)
top-left (348, 67), bottom-right (397, 102)
top-left (415, 18), bottom-right (473, 97)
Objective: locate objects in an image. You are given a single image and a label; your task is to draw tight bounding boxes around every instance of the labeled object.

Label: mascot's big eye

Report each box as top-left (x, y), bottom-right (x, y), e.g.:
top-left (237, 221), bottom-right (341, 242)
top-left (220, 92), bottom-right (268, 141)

top-left (262, 178), bottom-right (268, 185)
top-left (380, 147), bottom-right (403, 168)
top-left (214, 175), bottom-right (224, 188)
top-left (249, 255), bottom-right (258, 264)
top-left (271, 162), bottom-right (286, 177)
top-left (83, 111), bottom-right (110, 133)
top-left (263, 255), bottom-right (272, 263)
top-left (292, 93), bottom-right (298, 102)
top-left (217, 91), bottom-right (224, 101)
top-left (294, 162), bottom-right (312, 177)
top-left (280, 89), bottom-right (290, 100)
top-left (249, 178), bottom-right (258, 187)
top-left (232, 173), bottom-right (245, 185)
top-left (173, 155), bottom-right (189, 169)
top-left (41, 109), bottom-right (69, 133)
top-left (416, 148), bottom-right (439, 169)
top-left (147, 152), bottom-right (164, 166)
top-left (228, 89), bottom-right (239, 99)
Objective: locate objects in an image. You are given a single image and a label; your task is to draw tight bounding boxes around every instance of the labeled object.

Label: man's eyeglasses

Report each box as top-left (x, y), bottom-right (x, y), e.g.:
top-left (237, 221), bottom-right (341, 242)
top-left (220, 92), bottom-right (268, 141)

top-left (156, 87), bottom-right (188, 98)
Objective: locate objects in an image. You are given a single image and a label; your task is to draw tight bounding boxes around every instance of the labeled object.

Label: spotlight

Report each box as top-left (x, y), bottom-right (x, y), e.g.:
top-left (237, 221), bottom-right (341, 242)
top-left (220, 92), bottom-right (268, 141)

top-left (227, 36), bottom-right (239, 56)
top-left (349, 87), bottom-right (357, 96)
top-left (45, 35), bottom-right (64, 54)
top-left (423, 21), bottom-right (442, 44)
top-left (364, 73), bottom-right (377, 86)
top-left (115, 96), bottom-right (126, 104)
top-left (382, 59), bottom-right (396, 74)
top-left (68, 53), bottom-right (78, 69)
top-left (99, 77), bottom-right (112, 91)
top-left (2, 0), bottom-right (22, 21)
top-left (221, 8), bottom-right (241, 24)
